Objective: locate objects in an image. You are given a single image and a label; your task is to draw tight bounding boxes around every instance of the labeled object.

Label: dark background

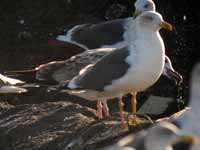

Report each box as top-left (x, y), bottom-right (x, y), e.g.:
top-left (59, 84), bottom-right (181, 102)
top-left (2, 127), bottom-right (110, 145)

top-left (0, 0), bottom-right (199, 109)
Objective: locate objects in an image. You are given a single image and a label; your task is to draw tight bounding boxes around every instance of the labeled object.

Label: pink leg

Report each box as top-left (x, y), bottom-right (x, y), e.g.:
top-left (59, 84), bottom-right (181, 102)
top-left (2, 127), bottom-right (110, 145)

top-left (102, 101), bottom-right (110, 117)
top-left (97, 101), bottom-right (103, 119)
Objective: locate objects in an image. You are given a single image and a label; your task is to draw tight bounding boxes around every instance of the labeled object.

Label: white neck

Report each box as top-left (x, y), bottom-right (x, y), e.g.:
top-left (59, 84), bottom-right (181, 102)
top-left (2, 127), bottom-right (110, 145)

top-left (128, 20), bottom-right (164, 49)
top-left (123, 22), bottom-right (165, 92)
top-left (131, 24), bottom-right (165, 65)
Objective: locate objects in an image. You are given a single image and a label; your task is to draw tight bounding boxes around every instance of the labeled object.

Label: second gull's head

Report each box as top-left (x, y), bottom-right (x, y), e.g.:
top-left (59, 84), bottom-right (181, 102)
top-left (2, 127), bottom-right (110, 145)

top-left (134, 0), bottom-right (156, 17)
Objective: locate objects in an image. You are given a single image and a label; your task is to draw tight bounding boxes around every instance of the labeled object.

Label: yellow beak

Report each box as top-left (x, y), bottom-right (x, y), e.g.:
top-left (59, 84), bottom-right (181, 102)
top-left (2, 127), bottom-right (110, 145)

top-left (160, 21), bottom-right (173, 31)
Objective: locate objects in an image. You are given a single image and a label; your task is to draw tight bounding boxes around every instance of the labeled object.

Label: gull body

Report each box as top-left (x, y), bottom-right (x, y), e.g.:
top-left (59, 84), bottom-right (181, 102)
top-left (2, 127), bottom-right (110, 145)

top-left (54, 0), bottom-right (178, 117)
top-left (59, 11), bottom-right (171, 120)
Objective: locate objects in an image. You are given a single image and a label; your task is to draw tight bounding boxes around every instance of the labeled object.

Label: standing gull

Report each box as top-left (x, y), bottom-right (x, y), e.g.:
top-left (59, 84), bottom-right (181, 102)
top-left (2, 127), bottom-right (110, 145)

top-left (56, 11), bottom-right (173, 122)
top-left (57, 0), bottom-right (156, 49)
top-left (55, 0), bottom-right (180, 117)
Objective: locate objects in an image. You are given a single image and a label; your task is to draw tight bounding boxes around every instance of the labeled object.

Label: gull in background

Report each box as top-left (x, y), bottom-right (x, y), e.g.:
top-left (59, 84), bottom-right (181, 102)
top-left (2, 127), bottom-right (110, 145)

top-left (56, 0), bottom-right (156, 50)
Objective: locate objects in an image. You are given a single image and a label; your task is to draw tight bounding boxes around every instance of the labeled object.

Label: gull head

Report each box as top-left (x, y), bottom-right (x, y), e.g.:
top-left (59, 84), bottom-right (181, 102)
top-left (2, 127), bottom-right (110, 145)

top-left (145, 122), bottom-right (196, 150)
top-left (163, 56), bottom-right (183, 83)
top-left (172, 134), bottom-right (197, 150)
top-left (134, 0), bottom-right (155, 17)
top-left (137, 11), bottom-right (173, 32)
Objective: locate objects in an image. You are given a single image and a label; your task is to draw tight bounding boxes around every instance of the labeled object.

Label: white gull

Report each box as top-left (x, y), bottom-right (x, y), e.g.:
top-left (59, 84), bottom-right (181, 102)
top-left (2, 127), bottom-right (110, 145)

top-left (59, 11), bottom-right (173, 123)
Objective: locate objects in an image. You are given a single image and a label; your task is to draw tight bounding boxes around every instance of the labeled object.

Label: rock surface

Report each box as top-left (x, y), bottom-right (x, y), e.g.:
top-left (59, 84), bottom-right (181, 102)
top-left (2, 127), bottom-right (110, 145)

top-left (0, 101), bottom-right (154, 150)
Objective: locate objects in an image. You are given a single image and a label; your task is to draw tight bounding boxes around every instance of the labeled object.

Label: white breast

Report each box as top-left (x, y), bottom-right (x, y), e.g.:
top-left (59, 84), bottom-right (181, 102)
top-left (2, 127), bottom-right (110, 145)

top-left (105, 31), bottom-right (165, 94)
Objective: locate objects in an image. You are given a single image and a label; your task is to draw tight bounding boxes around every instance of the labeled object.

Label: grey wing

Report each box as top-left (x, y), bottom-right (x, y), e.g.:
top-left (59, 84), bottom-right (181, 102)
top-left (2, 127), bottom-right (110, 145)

top-left (74, 47), bottom-right (130, 91)
top-left (49, 48), bottom-right (114, 82)
top-left (70, 18), bottom-right (131, 49)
